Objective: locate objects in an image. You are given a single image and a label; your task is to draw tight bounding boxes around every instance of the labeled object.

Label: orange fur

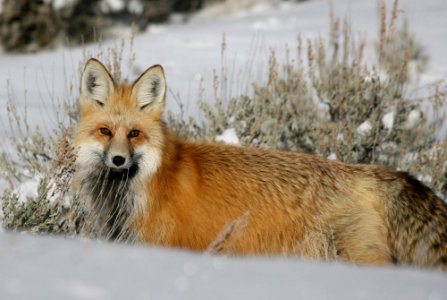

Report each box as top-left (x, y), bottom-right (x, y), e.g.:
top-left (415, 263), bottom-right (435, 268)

top-left (73, 59), bottom-right (447, 270)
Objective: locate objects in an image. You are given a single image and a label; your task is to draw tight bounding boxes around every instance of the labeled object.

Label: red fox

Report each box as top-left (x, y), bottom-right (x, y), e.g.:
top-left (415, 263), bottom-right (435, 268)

top-left (73, 58), bottom-right (447, 270)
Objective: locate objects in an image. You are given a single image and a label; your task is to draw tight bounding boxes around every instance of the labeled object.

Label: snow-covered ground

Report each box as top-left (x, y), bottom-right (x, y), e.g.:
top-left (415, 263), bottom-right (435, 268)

top-left (0, 232), bottom-right (446, 300)
top-left (1, 0), bottom-right (447, 298)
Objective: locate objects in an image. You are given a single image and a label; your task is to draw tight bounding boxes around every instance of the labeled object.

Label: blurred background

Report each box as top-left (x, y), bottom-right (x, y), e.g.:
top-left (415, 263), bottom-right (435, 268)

top-left (0, 0), bottom-right (308, 53)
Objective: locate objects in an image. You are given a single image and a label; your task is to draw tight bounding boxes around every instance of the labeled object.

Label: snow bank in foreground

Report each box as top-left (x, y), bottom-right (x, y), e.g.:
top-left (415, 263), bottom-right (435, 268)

top-left (0, 232), bottom-right (446, 300)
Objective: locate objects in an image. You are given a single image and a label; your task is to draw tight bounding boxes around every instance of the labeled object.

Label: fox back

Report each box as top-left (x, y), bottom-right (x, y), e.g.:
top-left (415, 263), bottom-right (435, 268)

top-left (73, 59), bottom-right (447, 271)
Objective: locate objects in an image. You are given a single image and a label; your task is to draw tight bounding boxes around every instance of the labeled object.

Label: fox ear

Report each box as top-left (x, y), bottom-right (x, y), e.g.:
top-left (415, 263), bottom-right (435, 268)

top-left (80, 59), bottom-right (115, 107)
top-left (132, 65), bottom-right (166, 114)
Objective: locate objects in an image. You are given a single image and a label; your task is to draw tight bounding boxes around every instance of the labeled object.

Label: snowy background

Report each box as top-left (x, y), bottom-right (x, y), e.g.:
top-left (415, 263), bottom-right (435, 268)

top-left (1, 0), bottom-right (447, 139)
top-left (1, 0), bottom-right (447, 298)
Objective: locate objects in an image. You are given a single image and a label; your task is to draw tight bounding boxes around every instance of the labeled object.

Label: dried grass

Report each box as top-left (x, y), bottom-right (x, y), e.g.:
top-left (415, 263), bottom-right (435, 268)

top-left (207, 211), bottom-right (250, 254)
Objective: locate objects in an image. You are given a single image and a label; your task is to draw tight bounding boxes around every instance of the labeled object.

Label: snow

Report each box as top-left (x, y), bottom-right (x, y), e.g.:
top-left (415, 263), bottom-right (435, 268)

top-left (0, 232), bottom-right (446, 300)
top-left (50, 0), bottom-right (76, 10)
top-left (406, 109), bottom-right (424, 129)
top-left (215, 128), bottom-right (240, 145)
top-left (101, 0), bottom-right (125, 12)
top-left (1, 0), bottom-right (447, 297)
top-left (16, 178), bottom-right (40, 203)
top-left (128, 0), bottom-right (143, 14)
top-left (327, 152), bottom-right (337, 160)
top-left (382, 110), bottom-right (395, 131)
top-left (193, 0), bottom-right (280, 20)
top-left (357, 120), bottom-right (372, 135)
top-left (417, 174), bottom-right (433, 185)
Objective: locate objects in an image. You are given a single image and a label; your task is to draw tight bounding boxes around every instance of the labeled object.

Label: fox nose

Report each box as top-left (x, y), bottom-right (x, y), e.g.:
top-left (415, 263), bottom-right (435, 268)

top-left (112, 155), bottom-right (126, 167)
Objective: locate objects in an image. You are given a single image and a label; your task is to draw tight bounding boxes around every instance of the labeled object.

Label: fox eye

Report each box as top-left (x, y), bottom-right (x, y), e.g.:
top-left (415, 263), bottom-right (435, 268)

top-left (128, 129), bottom-right (140, 138)
top-left (100, 128), bottom-right (112, 136)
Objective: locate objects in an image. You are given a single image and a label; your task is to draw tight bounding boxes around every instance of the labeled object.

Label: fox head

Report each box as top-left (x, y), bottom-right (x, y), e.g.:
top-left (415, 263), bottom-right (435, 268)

top-left (74, 58), bottom-right (167, 183)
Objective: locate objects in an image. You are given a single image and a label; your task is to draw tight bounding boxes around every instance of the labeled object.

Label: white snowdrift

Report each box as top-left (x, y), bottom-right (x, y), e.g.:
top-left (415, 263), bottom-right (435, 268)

top-left (0, 232), bottom-right (446, 300)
